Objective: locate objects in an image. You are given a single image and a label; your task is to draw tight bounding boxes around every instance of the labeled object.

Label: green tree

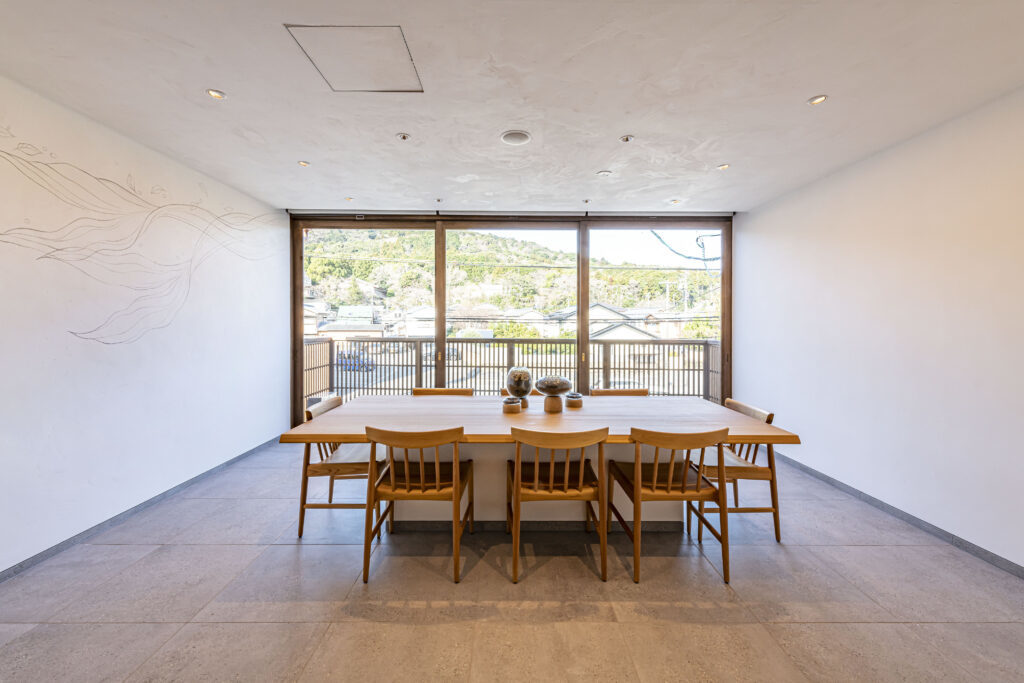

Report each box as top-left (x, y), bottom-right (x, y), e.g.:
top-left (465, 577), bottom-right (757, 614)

top-left (490, 321), bottom-right (540, 339)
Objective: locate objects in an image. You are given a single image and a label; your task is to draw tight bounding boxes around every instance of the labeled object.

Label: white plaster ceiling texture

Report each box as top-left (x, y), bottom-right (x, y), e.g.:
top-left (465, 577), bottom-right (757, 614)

top-left (2, 0), bottom-right (1024, 212)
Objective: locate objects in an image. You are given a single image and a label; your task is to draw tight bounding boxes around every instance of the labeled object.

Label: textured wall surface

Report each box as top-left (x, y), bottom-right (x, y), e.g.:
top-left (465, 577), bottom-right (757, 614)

top-left (0, 75), bottom-right (291, 572)
top-left (734, 86), bottom-right (1024, 567)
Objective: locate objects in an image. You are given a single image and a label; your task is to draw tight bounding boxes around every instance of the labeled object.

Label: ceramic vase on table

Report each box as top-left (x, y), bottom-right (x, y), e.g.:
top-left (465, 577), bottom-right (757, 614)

top-left (505, 367), bottom-right (534, 409)
top-left (535, 375), bottom-right (572, 413)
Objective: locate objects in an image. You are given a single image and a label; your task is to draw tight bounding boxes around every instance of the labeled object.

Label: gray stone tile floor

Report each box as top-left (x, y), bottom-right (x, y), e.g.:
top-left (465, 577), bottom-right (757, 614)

top-left (1, 442), bottom-right (1022, 682)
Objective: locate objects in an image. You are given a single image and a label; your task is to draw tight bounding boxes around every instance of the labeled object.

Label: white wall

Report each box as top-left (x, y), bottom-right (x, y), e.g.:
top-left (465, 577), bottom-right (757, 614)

top-left (734, 86), bottom-right (1024, 567)
top-left (0, 76), bottom-right (291, 572)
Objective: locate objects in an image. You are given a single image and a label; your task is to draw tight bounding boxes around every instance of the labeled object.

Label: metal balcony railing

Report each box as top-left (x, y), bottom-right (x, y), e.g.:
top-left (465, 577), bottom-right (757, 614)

top-left (304, 336), bottom-right (721, 405)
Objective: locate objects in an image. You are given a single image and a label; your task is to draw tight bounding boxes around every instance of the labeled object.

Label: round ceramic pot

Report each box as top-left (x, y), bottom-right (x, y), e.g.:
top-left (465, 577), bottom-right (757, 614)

top-left (505, 367), bottom-right (534, 399)
top-left (535, 375), bottom-right (572, 397)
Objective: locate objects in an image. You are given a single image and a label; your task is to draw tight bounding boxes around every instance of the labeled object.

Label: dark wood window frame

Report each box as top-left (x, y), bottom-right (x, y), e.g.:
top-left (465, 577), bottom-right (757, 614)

top-left (290, 214), bottom-right (732, 426)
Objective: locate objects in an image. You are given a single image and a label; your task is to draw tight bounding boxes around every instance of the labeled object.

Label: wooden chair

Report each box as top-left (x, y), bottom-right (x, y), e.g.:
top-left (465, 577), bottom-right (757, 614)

top-left (590, 388), bottom-right (650, 396)
top-left (609, 428), bottom-right (731, 583)
top-left (298, 397), bottom-right (382, 538)
top-left (692, 398), bottom-right (781, 542)
top-left (506, 427), bottom-right (610, 582)
top-left (362, 426), bottom-right (474, 583)
top-left (412, 387), bottom-right (474, 396)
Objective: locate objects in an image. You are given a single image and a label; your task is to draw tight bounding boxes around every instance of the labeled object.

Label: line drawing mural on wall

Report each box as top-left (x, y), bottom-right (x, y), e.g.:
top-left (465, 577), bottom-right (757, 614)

top-left (0, 137), bottom-right (278, 345)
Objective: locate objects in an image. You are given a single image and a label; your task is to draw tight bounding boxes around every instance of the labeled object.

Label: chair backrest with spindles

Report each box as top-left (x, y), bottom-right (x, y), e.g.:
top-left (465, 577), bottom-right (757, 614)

top-left (723, 398), bottom-right (774, 464)
top-left (628, 428), bottom-right (729, 494)
top-left (305, 397), bottom-right (345, 462)
top-left (590, 388), bottom-right (650, 396)
top-left (510, 427), bottom-right (609, 494)
top-left (364, 426), bottom-right (465, 493)
top-left (412, 387), bottom-right (474, 396)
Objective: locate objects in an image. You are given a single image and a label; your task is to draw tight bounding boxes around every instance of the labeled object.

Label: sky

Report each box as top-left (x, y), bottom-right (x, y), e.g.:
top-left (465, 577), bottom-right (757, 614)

top-left (482, 228), bottom-right (722, 269)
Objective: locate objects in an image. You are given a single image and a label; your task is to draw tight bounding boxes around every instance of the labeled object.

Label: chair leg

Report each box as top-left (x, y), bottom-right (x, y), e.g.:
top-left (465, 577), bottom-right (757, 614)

top-left (633, 496), bottom-right (642, 583)
top-left (468, 461), bottom-right (475, 534)
top-left (452, 491), bottom-right (462, 584)
top-left (698, 501), bottom-right (705, 543)
top-left (297, 445), bottom-right (311, 538)
top-left (328, 476), bottom-right (335, 504)
top-left (685, 501), bottom-right (691, 536)
top-left (362, 489), bottom-right (375, 583)
top-left (768, 445), bottom-right (782, 542)
top-left (607, 478), bottom-right (615, 535)
top-left (732, 480), bottom-right (739, 507)
top-left (387, 501), bottom-right (395, 534)
top-left (719, 488), bottom-right (730, 584)
top-left (598, 485), bottom-right (608, 582)
top-left (374, 499), bottom-right (381, 541)
top-left (505, 463), bottom-right (512, 534)
top-left (512, 488), bottom-right (521, 583)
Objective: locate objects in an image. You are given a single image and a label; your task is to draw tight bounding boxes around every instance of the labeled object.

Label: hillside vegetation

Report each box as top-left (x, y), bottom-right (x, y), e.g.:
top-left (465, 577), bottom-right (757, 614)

top-left (304, 228), bottom-right (720, 337)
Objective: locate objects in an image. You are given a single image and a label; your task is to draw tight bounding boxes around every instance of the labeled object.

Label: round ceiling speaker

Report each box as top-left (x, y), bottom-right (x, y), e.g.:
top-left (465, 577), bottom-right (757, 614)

top-left (500, 130), bottom-right (532, 146)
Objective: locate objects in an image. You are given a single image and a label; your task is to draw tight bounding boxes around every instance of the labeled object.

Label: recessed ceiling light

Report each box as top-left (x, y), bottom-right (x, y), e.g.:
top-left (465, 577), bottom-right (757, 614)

top-left (206, 89), bottom-right (226, 100)
top-left (344, 197), bottom-right (354, 202)
top-left (619, 134), bottom-right (634, 143)
top-left (807, 94), bottom-right (828, 106)
top-left (596, 170), bottom-right (613, 176)
top-left (669, 199), bottom-right (681, 205)
top-left (297, 160), bottom-right (310, 167)
top-left (582, 199), bottom-right (591, 204)
top-left (435, 198), bottom-right (443, 203)
top-left (500, 130), bottom-right (531, 146)
top-left (716, 163), bottom-right (730, 170)
top-left (396, 132), bottom-right (411, 141)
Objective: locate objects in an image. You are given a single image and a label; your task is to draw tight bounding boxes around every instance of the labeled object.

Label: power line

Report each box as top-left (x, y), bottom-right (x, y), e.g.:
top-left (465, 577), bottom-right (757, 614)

top-left (444, 316), bottom-right (719, 323)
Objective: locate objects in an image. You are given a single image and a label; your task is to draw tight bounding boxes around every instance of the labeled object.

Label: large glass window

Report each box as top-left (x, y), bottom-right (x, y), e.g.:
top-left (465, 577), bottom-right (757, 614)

top-left (445, 227), bottom-right (577, 394)
top-left (298, 220), bottom-right (726, 409)
top-left (588, 228), bottom-right (722, 399)
top-left (302, 228), bottom-right (434, 402)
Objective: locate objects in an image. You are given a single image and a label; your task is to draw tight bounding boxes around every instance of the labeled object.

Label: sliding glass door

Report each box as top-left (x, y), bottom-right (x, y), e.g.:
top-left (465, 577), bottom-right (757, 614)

top-left (445, 225), bottom-right (578, 394)
top-left (587, 226), bottom-right (722, 400)
top-left (301, 226), bottom-right (434, 403)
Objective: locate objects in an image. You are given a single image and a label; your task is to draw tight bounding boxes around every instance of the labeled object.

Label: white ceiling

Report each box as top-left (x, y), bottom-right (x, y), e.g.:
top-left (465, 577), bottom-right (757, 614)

top-left (2, 0), bottom-right (1024, 212)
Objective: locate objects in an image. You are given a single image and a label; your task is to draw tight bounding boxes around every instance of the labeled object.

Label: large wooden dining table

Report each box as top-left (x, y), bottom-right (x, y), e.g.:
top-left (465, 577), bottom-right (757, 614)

top-left (280, 395), bottom-right (801, 523)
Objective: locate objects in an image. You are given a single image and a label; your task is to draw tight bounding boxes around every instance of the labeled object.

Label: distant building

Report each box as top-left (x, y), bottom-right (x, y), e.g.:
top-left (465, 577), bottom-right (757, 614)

top-left (334, 305), bottom-right (378, 326)
top-left (303, 274), bottom-right (333, 335)
top-left (401, 306), bottom-right (436, 336)
top-left (547, 303), bottom-right (630, 336)
top-left (590, 322), bottom-right (659, 340)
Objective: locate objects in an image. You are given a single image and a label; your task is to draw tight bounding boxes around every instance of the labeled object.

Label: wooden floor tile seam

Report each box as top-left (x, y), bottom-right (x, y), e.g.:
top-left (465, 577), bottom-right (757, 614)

top-left (763, 621), bottom-right (991, 683)
top-left (6, 617), bottom-right (1019, 627)
top-left (50, 544), bottom-right (271, 627)
top-left (755, 619), bottom-right (1024, 625)
top-left (465, 623), bottom-right (647, 682)
top-left (103, 620), bottom-right (189, 683)
top-left (0, 545), bottom-right (163, 624)
top-left (694, 542), bottom-right (905, 625)
top-left (146, 545), bottom-right (279, 638)
top-left (293, 622), bottom-right (333, 682)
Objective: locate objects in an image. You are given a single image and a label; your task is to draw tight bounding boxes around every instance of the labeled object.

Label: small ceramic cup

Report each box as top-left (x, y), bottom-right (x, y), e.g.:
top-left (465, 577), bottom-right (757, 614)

top-left (566, 392), bottom-right (583, 408)
top-left (502, 397), bottom-right (522, 414)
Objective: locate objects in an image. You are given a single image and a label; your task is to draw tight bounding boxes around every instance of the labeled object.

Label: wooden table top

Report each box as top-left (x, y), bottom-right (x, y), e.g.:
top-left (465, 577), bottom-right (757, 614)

top-left (280, 395), bottom-right (801, 445)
